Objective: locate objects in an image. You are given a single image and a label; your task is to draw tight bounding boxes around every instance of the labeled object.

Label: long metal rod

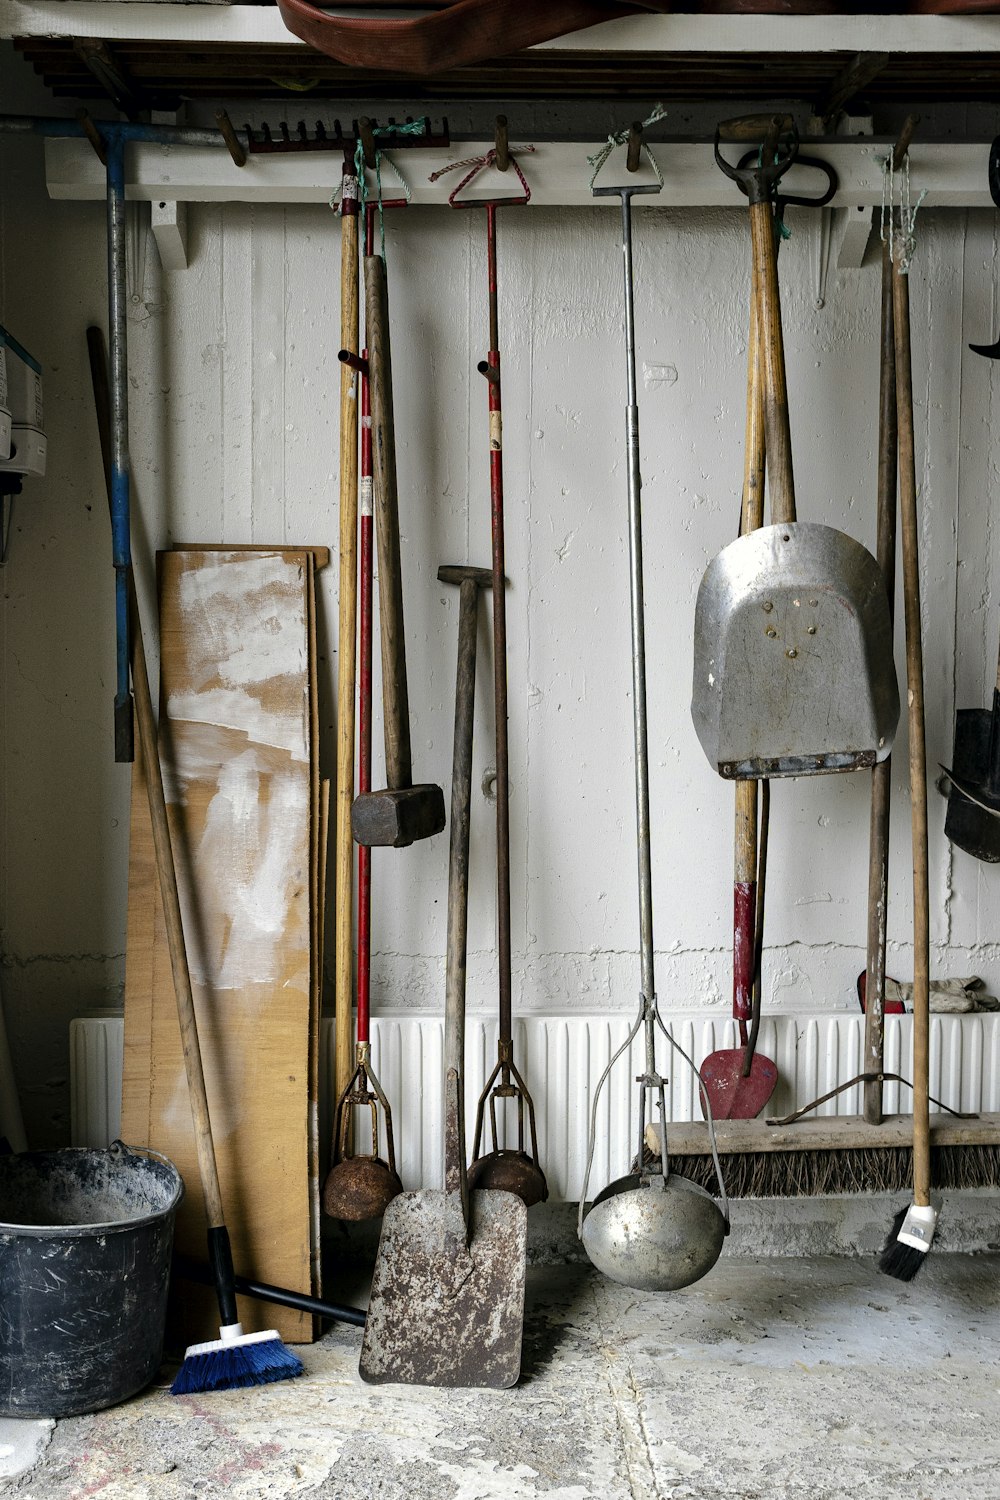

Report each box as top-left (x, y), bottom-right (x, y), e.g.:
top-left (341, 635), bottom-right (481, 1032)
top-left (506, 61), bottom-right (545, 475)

top-left (106, 133), bottom-right (133, 762)
top-left (0, 114), bottom-right (244, 149)
top-left (620, 190), bottom-right (655, 1009)
top-left (485, 202), bottom-right (512, 1076)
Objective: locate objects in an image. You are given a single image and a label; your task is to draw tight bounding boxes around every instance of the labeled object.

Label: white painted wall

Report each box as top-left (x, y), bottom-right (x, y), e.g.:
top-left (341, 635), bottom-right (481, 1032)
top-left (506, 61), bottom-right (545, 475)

top-left (2, 75), bottom-right (1000, 1147)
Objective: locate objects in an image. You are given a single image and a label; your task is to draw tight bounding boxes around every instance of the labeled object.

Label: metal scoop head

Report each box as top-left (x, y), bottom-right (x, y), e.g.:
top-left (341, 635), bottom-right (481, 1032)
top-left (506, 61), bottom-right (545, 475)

top-left (581, 1172), bottom-right (727, 1292)
top-left (321, 1155), bottom-right (402, 1222)
top-left (692, 521), bottom-right (899, 778)
top-left (467, 1149), bottom-right (548, 1207)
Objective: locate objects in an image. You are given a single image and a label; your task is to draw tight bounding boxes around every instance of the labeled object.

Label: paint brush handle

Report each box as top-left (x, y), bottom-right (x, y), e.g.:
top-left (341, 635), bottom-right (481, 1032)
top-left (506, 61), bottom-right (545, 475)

top-left (892, 250), bottom-right (930, 1210)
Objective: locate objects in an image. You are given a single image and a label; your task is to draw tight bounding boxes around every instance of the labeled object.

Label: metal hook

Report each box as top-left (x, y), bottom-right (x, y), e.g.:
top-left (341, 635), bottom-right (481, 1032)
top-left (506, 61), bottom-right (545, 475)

top-left (494, 115), bottom-right (509, 172)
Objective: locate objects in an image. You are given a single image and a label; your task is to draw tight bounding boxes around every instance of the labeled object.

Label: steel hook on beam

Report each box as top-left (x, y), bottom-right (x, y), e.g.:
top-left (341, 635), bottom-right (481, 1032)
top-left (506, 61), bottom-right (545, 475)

top-left (494, 116), bottom-right (509, 172)
top-left (76, 108), bottom-right (107, 165)
top-left (215, 110), bottom-right (247, 168)
top-left (626, 121), bottom-right (643, 174)
top-left (357, 116), bottom-right (377, 170)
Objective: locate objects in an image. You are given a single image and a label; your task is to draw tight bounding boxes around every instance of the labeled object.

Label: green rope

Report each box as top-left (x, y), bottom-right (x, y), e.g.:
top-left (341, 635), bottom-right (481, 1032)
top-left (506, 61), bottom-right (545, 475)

top-left (587, 103), bottom-right (667, 189)
top-left (354, 119), bottom-right (423, 264)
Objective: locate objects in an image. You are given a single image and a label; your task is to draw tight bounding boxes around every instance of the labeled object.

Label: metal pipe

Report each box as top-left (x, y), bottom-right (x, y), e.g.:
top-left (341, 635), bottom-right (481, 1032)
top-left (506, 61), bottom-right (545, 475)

top-left (0, 115), bottom-right (245, 150)
top-left (106, 133), bottom-right (133, 762)
top-left (620, 190), bottom-right (654, 1008)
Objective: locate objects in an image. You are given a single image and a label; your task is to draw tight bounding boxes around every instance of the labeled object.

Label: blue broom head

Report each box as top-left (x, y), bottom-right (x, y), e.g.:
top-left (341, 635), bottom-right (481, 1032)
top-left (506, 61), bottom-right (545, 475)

top-left (171, 1327), bottom-right (304, 1395)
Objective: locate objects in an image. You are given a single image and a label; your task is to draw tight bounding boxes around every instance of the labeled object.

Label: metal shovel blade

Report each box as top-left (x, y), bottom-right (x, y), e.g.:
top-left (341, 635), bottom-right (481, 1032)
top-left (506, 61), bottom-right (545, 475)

top-left (581, 1173), bottom-right (727, 1292)
top-left (700, 1049), bottom-right (778, 1120)
top-left (943, 709), bottom-right (1000, 862)
top-left (359, 1186), bottom-right (527, 1388)
top-left (692, 522), bottom-right (899, 778)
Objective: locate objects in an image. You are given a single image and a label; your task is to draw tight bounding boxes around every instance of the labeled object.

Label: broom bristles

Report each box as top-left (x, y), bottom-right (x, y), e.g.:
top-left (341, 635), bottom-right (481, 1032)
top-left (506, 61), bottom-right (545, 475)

top-left (878, 1201), bottom-right (937, 1281)
top-left (171, 1328), bottom-right (304, 1395)
top-left (642, 1143), bottom-right (1000, 1198)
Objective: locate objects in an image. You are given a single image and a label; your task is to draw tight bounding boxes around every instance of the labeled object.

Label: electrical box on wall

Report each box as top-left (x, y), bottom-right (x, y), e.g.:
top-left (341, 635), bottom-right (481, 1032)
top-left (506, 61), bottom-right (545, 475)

top-left (0, 327), bottom-right (45, 480)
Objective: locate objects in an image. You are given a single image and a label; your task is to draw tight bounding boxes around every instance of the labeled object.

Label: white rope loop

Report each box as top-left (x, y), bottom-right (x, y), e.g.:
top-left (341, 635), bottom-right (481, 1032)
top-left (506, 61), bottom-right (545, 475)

top-left (587, 102), bottom-right (667, 190)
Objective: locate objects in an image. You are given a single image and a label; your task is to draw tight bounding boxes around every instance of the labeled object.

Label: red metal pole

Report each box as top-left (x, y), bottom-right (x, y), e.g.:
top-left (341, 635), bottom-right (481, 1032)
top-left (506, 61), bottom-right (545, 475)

top-left (484, 204), bottom-right (512, 1081)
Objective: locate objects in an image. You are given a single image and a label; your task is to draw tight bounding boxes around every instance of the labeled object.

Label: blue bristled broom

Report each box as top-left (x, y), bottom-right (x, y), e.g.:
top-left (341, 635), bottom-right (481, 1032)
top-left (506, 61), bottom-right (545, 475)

top-left (87, 325), bottom-right (305, 1394)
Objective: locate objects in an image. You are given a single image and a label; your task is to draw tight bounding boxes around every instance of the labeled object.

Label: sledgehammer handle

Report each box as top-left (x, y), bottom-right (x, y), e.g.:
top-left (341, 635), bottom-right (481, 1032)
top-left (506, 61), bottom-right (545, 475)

top-left (365, 254), bottom-right (412, 791)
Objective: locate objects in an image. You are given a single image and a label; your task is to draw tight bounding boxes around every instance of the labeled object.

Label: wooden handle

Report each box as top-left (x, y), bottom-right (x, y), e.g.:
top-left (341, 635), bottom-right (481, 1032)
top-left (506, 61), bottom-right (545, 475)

top-left (87, 327), bottom-right (227, 1232)
top-left (334, 197), bottom-right (360, 1112)
top-left (892, 250), bottom-right (930, 1208)
top-left (364, 254), bottom-right (412, 791)
top-left (864, 236), bottom-right (899, 1126)
top-left (733, 268), bottom-right (766, 1025)
top-left (749, 198), bottom-right (796, 526)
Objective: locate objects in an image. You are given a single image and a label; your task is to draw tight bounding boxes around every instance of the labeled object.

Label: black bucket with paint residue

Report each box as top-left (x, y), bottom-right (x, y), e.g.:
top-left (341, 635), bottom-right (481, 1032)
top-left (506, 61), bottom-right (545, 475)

top-left (0, 1142), bottom-right (184, 1416)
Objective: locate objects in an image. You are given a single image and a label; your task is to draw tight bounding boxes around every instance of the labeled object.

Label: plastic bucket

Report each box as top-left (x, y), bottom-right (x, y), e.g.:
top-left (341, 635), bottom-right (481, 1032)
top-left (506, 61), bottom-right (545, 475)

top-left (0, 1142), bottom-right (183, 1417)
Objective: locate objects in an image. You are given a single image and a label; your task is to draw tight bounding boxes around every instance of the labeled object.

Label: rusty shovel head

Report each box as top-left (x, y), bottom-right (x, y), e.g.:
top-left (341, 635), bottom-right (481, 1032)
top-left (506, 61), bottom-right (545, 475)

top-left (700, 1049), bottom-right (778, 1121)
top-left (943, 708), bottom-right (1000, 863)
top-left (692, 522), bottom-right (899, 778)
top-left (359, 1186), bottom-right (527, 1388)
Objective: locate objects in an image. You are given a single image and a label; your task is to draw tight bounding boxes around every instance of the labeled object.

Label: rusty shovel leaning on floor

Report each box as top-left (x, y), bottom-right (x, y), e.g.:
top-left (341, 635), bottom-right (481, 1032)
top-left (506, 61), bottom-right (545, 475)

top-left (359, 566), bottom-right (527, 1389)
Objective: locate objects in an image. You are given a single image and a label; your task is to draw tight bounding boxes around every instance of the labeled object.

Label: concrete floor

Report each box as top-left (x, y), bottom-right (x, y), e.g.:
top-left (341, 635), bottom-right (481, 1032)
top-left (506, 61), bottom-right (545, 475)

top-left (4, 1251), bottom-right (1000, 1500)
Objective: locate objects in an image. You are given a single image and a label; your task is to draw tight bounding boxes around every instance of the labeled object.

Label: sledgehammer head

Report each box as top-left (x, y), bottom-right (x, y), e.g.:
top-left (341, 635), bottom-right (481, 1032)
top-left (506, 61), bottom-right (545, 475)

top-left (352, 783), bottom-right (446, 849)
top-left (437, 564), bottom-right (493, 591)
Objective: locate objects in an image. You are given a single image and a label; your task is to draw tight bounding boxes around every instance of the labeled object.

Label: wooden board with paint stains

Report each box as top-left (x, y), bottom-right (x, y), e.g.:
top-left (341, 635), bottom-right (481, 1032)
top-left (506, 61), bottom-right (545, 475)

top-left (122, 546), bottom-right (327, 1347)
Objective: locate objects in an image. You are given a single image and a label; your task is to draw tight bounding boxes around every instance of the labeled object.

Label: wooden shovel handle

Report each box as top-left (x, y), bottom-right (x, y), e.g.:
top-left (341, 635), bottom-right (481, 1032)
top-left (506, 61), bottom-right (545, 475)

top-left (750, 198), bottom-right (796, 526)
top-left (892, 251), bottom-right (931, 1209)
top-left (87, 327), bottom-right (227, 1232)
top-left (734, 263), bottom-right (767, 1026)
top-left (365, 254), bottom-right (413, 791)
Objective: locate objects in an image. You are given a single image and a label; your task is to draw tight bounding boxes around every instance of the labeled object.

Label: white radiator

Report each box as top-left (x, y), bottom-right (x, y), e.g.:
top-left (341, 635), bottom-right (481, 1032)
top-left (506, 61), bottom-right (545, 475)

top-left (70, 1010), bottom-right (1000, 1201)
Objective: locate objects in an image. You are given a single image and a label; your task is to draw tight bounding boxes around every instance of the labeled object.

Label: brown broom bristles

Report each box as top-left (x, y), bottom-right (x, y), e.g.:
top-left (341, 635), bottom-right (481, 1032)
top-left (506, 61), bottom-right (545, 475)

top-left (640, 1144), bottom-right (1000, 1199)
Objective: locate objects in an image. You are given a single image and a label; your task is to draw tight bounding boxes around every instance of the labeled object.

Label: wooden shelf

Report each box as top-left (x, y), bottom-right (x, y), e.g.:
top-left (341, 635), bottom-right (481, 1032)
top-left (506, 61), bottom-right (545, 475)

top-left (6, 9), bottom-right (1000, 109)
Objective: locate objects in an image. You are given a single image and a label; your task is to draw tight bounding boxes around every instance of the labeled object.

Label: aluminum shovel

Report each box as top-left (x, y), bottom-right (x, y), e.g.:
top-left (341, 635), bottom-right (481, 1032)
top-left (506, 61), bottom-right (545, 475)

top-left (692, 116), bottom-right (899, 780)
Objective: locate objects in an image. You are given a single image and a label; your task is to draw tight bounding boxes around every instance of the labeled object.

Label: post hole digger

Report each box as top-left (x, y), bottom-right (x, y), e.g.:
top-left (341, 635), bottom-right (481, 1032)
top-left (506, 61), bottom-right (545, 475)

top-left (439, 130), bottom-right (547, 1209)
top-left (360, 565), bottom-right (526, 1389)
top-left (325, 196), bottom-right (408, 1224)
top-left (692, 116), bottom-right (899, 783)
top-left (578, 137), bottom-right (728, 1295)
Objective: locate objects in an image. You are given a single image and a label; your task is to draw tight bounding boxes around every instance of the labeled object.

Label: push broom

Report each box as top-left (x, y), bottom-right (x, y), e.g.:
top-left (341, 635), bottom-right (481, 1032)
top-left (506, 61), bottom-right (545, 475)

top-left (87, 327), bottom-right (304, 1391)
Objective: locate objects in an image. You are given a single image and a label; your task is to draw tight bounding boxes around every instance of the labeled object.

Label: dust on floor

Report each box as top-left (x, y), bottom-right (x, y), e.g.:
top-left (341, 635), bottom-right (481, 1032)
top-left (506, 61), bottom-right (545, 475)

top-left (5, 1255), bottom-right (1000, 1500)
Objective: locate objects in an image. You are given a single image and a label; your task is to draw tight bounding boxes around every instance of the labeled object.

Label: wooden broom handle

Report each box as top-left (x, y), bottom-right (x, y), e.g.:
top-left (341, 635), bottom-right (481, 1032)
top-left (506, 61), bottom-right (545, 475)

top-left (334, 187), bottom-right (360, 1110)
top-left (87, 327), bottom-right (227, 1232)
top-left (891, 251), bottom-right (931, 1209)
top-left (365, 254), bottom-right (413, 791)
top-left (750, 198), bottom-right (796, 526)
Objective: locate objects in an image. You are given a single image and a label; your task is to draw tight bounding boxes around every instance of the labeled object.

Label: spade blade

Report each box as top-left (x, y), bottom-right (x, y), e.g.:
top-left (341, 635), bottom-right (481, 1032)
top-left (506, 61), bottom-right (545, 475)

top-left (700, 1049), bottom-right (778, 1121)
top-left (943, 708), bottom-right (1000, 863)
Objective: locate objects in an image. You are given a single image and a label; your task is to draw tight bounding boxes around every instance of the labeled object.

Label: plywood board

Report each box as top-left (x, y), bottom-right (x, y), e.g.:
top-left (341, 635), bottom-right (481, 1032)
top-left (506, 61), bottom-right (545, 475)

top-left (123, 547), bottom-right (324, 1346)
